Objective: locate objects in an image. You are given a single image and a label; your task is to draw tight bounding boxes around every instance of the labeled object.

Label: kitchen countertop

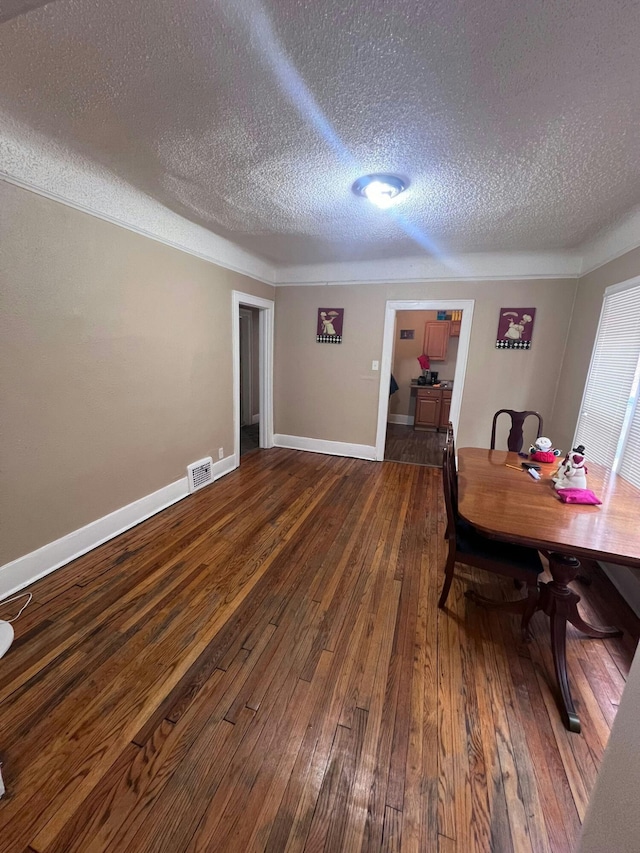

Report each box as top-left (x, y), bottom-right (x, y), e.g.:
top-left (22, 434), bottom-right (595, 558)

top-left (410, 380), bottom-right (453, 389)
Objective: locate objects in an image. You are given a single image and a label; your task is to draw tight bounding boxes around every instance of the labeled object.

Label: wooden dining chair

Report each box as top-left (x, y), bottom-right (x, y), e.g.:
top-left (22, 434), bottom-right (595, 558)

top-left (490, 409), bottom-right (543, 453)
top-left (438, 445), bottom-right (543, 639)
top-left (444, 423), bottom-right (456, 539)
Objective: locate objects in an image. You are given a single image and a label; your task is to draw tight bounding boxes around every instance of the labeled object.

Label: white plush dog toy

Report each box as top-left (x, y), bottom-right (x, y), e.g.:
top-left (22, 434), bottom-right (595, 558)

top-left (553, 452), bottom-right (588, 490)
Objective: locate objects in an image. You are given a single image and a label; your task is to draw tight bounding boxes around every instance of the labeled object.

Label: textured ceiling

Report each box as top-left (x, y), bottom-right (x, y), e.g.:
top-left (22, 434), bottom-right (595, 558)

top-left (1, 0), bottom-right (640, 266)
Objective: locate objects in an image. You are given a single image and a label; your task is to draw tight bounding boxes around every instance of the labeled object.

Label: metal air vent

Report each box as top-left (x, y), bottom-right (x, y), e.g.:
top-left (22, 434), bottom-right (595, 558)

top-left (187, 457), bottom-right (214, 493)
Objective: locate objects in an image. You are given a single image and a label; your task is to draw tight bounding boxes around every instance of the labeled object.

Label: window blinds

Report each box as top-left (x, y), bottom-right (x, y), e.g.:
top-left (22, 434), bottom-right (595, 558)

top-left (574, 281), bottom-right (640, 476)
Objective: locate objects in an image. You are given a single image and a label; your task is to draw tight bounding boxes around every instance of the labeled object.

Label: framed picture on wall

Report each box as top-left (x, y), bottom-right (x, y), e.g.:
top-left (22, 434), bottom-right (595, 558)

top-left (495, 307), bottom-right (536, 349)
top-left (317, 308), bottom-right (344, 343)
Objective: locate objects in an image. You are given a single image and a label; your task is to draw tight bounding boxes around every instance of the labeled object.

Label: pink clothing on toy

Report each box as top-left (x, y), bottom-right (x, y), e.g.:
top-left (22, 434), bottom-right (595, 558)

top-left (556, 488), bottom-right (601, 505)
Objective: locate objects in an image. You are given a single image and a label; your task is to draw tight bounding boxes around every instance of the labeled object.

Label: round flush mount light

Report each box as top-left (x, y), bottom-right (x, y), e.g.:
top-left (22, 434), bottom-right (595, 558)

top-left (352, 174), bottom-right (408, 209)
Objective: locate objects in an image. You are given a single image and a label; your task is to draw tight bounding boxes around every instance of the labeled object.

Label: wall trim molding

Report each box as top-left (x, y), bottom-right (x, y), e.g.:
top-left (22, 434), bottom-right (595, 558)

top-left (579, 206), bottom-right (640, 276)
top-left (0, 171), bottom-right (276, 285)
top-left (0, 453), bottom-right (236, 602)
top-left (275, 252), bottom-right (582, 285)
top-left (0, 110), bottom-right (276, 285)
top-left (274, 434), bottom-right (377, 461)
top-left (387, 414), bottom-right (415, 426)
top-left (4, 116), bottom-right (640, 287)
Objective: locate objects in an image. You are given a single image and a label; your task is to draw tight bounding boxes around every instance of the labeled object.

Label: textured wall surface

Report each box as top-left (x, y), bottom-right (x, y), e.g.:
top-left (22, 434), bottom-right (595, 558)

top-left (0, 181), bottom-right (274, 565)
top-left (274, 278), bottom-right (577, 449)
top-left (1, 0), bottom-right (640, 264)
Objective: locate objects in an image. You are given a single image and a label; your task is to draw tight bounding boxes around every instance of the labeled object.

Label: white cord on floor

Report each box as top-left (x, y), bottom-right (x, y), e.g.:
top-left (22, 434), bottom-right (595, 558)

top-left (1, 592), bottom-right (33, 622)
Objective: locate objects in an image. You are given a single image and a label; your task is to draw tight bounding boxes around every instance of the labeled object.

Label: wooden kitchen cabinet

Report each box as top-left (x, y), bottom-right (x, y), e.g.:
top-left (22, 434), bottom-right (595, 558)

top-left (440, 390), bottom-right (452, 428)
top-left (414, 388), bottom-right (441, 430)
top-left (449, 320), bottom-right (461, 337)
top-left (423, 321), bottom-right (450, 360)
top-left (413, 386), bottom-right (453, 431)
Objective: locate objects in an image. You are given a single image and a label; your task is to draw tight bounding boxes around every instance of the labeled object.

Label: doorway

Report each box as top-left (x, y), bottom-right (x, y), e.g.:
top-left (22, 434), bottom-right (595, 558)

top-left (239, 307), bottom-right (260, 456)
top-left (376, 299), bottom-right (474, 464)
top-left (385, 308), bottom-right (463, 465)
top-left (232, 291), bottom-right (275, 467)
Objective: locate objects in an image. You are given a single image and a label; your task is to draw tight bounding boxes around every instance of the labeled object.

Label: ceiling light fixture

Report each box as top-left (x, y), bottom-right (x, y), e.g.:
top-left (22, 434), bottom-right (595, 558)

top-left (352, 174), bottom-right (407, 209)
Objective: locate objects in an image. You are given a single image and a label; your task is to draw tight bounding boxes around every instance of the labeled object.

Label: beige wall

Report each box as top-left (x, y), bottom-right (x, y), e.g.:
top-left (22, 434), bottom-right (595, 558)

top-left (0, 181), bottom-right (273, 566)
top-left (579, 644), bottom-right (640, 853)
top-left (390, 310), bottom-right (460, 419)
top-left (274, 279), bottom-right (577, 450)
top-left (550, 247), bottom-right (640, 452)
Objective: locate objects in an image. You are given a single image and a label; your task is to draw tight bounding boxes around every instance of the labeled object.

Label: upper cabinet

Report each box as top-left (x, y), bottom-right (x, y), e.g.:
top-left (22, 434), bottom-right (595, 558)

top-left (423, 320), bottom-right (450, 361)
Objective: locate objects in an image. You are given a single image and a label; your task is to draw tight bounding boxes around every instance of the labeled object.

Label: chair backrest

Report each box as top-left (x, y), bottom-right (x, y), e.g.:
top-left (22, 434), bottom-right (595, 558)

top-left (490, 410), bottom-right (543, 453)
top-left (444, 422), bottom-right (457, 505)
top-left (442, 444), bottom-right (457, 541)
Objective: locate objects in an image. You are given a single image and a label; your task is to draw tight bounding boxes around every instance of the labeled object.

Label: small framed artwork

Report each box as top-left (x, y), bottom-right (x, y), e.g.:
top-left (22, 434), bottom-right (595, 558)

top-left (317, 308), bottom-right (344, 343)
top-left (496, 307), bottom-right (536, 349)
top-left (399, 329), bottom-right (415, 340)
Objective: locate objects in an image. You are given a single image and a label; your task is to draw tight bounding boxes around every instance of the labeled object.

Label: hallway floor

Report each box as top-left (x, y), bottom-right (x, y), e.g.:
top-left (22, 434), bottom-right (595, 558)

top-left (384, 423), bottom-right (447, 466)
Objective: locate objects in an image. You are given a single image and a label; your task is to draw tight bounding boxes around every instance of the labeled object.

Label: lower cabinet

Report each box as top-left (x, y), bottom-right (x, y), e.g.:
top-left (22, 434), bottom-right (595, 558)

top-left (440, 391), bottom-right (452, 428)
top-left (415, 391), bottom-right (441, 429)
top-left (414, 387), bottom-right (452, 431)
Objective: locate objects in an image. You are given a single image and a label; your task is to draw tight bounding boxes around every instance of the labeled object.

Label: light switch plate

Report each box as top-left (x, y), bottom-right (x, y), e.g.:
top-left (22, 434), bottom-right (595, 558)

top-left (372, 360), bottom-right (379, 371)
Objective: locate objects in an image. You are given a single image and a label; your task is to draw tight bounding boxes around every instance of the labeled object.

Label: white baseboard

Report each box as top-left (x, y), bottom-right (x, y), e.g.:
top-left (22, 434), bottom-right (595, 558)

top-left (0, 453), bottom-right (237, 602)
top-left (387, 414), bottom-right (415, 426)
top-left (251, 414), bottom-right (260, 425)
top-left (273, 434), bottom-right (376, 461)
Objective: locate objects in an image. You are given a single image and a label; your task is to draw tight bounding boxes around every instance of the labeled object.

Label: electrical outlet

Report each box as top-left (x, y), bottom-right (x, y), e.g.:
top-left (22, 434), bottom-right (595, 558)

top-left (372, 360), bottom-right (379, 371)
top-left (218, 447), bottom-right (224, 460)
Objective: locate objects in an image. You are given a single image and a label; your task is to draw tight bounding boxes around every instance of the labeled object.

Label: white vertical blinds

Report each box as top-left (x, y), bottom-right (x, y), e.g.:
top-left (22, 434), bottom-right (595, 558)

top-left (574, 280), bottom-right (640, 477)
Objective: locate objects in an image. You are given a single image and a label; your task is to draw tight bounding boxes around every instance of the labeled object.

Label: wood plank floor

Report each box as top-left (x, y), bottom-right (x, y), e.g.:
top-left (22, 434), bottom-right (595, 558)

top-left (384, 424), bottom-right (447, 467)
top-left (0, 449), bottom-right (637, 853)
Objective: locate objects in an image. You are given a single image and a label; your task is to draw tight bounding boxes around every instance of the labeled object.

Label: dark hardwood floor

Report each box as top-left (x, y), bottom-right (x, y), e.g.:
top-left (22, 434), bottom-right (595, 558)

top-left (240, 423), bottom-right (261, 456)
top-left (0, 449), bottom-right (637, 852)
top-left (384, 423), bottom-right (447, 467)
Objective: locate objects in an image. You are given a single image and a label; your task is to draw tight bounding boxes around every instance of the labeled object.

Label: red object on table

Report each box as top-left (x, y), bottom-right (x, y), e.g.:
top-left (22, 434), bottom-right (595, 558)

top-left (530, 450), bottom-right (558, 463)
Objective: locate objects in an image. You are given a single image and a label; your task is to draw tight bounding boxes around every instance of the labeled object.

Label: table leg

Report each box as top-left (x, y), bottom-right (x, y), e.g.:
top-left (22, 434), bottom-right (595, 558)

top-left (542, 553), bottom-right (623, 733)
top-left (540, 554), bottom-right (582, 732)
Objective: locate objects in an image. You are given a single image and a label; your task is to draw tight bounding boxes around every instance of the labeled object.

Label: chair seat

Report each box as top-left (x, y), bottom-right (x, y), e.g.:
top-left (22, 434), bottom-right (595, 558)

top-left (456, 518), bottom-right (543, 575)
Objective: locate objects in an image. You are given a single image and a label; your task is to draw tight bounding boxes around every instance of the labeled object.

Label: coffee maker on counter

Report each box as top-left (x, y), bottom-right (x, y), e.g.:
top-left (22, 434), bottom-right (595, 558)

top-left (416, 370), bottom-right (439, 386)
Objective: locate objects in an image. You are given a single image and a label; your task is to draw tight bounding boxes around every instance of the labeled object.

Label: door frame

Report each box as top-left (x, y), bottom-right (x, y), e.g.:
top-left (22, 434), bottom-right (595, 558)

top-left (232, 291), bottom-right (275, 467)
top-left (375, 299), bottom-right (475, 461)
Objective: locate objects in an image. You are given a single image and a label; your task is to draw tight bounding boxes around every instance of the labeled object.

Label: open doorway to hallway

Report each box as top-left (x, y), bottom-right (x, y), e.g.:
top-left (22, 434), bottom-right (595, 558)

top-left (232, 290), bottom-right (275, 468)
top-left (385, 309), bottom-right (462, 466)
top-left (239, 306), bottom-right (261, 457)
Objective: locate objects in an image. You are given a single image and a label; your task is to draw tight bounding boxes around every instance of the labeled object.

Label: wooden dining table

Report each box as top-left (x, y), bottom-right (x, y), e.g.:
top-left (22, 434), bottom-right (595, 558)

top-left (457, 447), bottom-right (640, 733)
